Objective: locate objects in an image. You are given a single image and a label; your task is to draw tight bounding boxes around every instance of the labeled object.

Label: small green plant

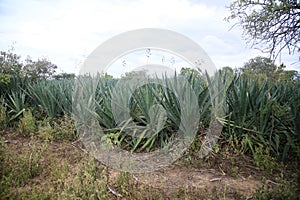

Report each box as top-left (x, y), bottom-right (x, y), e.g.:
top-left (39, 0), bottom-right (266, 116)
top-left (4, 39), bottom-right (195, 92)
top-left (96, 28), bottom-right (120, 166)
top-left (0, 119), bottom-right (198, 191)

top-left (38, 116), bottom-right (76, 142)
top-left (253, 145), bottom-right (276, 173)
top-left (50, 161), bottom-right (69, 182)
top-left (18, 109), bottom-right (36, 137)
top-left (25, 141), bottom-right (48, 178)
top-left (59, 157), bottom-right (108, 200)
top-left (230, 166), bottom-right (239, 177)
top-left (0, 136), bottom-right (6, 181)
top-left (0, 103), bottom-right (8, 129)
top-left (10, 189), bottom-right (51, 200)
top-left (38, 122), bottom-right (55, 142)
top-left (116, 171), bottom-right (132, 196)
top-left (0, 73), bottom-right (11, 85)
top-left (253, 177), bottom-right (299, 200)
top-left (180, 135), bottom-right (204, 166)
top-left (55, 115), bottom-right (76, 141)
top-left (0, 138), bottom-right (47, 198)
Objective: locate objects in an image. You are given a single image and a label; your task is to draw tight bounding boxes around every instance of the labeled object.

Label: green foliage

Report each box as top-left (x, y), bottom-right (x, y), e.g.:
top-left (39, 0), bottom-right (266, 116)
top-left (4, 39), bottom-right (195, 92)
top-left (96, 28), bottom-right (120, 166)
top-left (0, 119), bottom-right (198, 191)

top-left (0, 62), bottom-right (299, 164)
top-left (221, 73), bottom-right (299, 161)
top-left (241, 56), bottom-right (298, 82)
top-left (0, 137), bottom-right (47, 198)
top-left (180, 67), bottom-right (202, 79)
top-left (253, 177), bottom-right (299, 200)
top-left (0, 101), bottom-right (8, 129)
top-left (27, 80), bottom-right (73, 118)
top-left (38, 122), bottom-right (56, 143)
top-left (7, 91), bottom-right (26, 120)
top-left (0, 49), bottom-right (61, 122)
top-left (100, 72), bottom-right (114, 80)
top-left (91, 74), bottom-right (205, 153)
top-left (253, 145), bottom-right (276, 173)
top-left (59, 157), bottom-right (108, 200)
top-left (116, 172), bottom-right (132, 196)
top-left (123, 70), bottom-right (147, 79)
top-left (23, 57), bottom-right (57, 81)
top-left (0, 49), bottom-right (22, 76)
top-left (18, 109), bottom-right (36, 137)
top-left (38, 116), bottom-right (77, 142)
top-left (0, 74), bottom-right (11, 86)
top-left (1, 49), bottom-right (58, 82)
top-left (52, 72), bottom-right (76, 80)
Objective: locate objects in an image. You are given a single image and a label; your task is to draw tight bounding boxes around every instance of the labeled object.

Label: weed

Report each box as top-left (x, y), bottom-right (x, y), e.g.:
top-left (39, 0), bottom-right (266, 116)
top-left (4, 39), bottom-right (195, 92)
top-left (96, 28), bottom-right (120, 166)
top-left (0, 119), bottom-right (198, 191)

top-left (116, 171), bottom-right (132, 196)
top-left (0, 137), bottom-right (48, 198)
top-left (55, 115), bottom-right (77, 141)
top-left (38, 122), bottom-right (55, 142)
top-left (231, 166), bottom-right (239, 177)
top-left (50, 160), bottom-right (69, 182)
top-left (10, 188), bottom-right (51, 200)
top-left (18, 109), bottom-right (36, 137)
top-left (253, 177), bottom-right (299, 200)
top-left (59, 157), bottom-right (108, 200)
top-left (38, 116), bottom-right (77, 142)
top-left (253, 145), bottom-right (276, 173)
top-left (0, 103), bottom-right (8, 129)
top-left (25, 141), bottom-right (48, 178)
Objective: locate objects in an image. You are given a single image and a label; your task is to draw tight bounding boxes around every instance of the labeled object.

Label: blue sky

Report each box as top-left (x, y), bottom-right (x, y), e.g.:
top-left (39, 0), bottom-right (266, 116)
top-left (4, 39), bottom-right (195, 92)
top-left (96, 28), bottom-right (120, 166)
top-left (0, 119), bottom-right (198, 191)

top-left (0, 0), bottom-right (299, 75)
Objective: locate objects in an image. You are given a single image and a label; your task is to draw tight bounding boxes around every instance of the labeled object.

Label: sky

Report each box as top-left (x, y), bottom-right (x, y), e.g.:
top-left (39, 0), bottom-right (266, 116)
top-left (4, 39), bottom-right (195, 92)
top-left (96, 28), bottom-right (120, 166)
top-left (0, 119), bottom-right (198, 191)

top-left (0, 0), bottom-right (299, 76)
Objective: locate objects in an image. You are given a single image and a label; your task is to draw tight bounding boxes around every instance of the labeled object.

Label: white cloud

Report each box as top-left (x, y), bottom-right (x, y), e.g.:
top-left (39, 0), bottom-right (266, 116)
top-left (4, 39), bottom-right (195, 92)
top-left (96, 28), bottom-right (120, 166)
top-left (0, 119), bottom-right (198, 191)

top-left (0, 0), bottom-right (298, 73)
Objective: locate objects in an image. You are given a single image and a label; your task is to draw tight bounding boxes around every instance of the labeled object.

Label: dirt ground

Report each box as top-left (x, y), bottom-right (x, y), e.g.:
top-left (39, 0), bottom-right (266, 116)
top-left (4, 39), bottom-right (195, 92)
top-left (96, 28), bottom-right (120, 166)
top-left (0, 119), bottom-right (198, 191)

top-left (2, 131), bottom-right (297, 199)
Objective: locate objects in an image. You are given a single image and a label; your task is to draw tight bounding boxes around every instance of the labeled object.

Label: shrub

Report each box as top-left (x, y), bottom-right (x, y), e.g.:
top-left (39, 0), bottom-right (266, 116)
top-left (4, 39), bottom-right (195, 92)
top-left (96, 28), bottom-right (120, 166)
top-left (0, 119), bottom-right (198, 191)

top-left (18, 109), bottom-right (36, 137)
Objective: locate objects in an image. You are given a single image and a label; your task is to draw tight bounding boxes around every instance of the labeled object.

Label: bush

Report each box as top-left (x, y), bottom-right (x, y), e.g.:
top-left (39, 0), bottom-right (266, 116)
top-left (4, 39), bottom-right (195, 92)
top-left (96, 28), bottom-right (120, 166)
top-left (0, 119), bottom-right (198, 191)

top-left (18, 109), bottom-right (36, 137)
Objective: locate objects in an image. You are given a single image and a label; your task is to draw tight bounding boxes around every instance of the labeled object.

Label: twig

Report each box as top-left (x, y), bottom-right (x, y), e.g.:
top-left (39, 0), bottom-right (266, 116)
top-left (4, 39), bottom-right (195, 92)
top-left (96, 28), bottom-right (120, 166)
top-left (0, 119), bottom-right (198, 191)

top-left (210, 177), bottom-right (222, 182)
top-left (107, 185), bottom-right (123, 197)
top-left (195, 168), bottom-right (216, 173)
top-left (219, 165), bottom-right (226, 176)
top-left (266, 179), bottom-right (280, 185)
top-left (132, 174), bottom-right (138, 182)
top-left (238, 175), bottom-right (246, 181)
top-left (28, 152), bottom-right (33, 174)
top-left (71, 141), bottom-right (89, 155)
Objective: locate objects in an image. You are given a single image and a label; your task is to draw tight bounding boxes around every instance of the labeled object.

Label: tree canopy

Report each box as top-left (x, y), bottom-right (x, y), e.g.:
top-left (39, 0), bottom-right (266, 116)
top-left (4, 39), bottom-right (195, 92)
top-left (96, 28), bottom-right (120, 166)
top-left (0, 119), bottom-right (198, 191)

top-left (52, 72), bottom-right (76, 80)
top-left (241, 56), bottom-right (299, 81)
top-left (0, 50), bottom-right (23, 76)
top-left (227, 0), bottom-right (300, 60)
top-left (23, 57), bottom-right (58, 81)
top-left (0, 49), bottom-right (75, 82)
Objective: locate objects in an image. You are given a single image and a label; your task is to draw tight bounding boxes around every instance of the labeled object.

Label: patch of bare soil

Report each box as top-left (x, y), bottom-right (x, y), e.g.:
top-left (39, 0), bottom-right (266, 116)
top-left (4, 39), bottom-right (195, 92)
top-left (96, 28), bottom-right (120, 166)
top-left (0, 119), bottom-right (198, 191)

top-left (1, 130), bottom-right (271, 199)
top-left (133, 165), bottom-right (259, 197)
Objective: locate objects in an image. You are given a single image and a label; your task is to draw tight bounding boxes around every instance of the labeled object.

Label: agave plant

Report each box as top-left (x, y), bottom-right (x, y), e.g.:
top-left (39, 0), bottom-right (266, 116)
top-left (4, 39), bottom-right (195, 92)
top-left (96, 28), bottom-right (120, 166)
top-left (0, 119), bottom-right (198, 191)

top-left (27, 80), bottom-right (72, 118)
top-left (7, 90), bottom-right (26, 121)
top-left (2, 68), bottom-right (298, 162)
top-left (0, 75), bottom-right (29, 122)
top-left (222, 73), bottom-right (300, 160)
top-left (75, 73), bottom-right (204, 153)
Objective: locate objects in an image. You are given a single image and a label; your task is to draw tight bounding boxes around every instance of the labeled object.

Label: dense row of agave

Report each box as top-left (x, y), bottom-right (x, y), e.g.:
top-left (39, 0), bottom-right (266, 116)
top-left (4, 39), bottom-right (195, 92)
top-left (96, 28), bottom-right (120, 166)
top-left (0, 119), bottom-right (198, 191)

top-left (0, 70), bottom-right (299, 161)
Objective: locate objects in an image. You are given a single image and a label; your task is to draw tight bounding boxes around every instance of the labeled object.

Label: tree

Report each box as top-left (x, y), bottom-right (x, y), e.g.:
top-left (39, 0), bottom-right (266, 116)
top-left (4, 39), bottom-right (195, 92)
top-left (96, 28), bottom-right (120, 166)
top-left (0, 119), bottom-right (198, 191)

top-left (23, 57), bottom-right (57, 81)
top-left (1, 49), bottom-right (59, 82)
top-left (100, 73), bottom-right (113, 80)
top-left (241, 56), bottom-right (299, 81)
top-left (52, 72), bottom-right (76, 80)
top-left (180, 67), bottom-right (202, 78)
top-left (0, 50), bottom-right (23, 86)
top-left (122, 70), bottom-right (147, 79)
top-left (243, 56), bottom-right (279, 76)
top-left (0, 50), bottom-right (22, 76)
top-left (227, 0), bottom-right (300, 60)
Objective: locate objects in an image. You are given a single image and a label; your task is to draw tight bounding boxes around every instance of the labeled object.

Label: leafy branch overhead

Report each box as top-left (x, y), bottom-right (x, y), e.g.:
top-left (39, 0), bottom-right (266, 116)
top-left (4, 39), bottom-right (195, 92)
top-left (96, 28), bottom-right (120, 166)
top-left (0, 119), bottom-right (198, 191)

top-left (227, 0), bottom-right (300, 59)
